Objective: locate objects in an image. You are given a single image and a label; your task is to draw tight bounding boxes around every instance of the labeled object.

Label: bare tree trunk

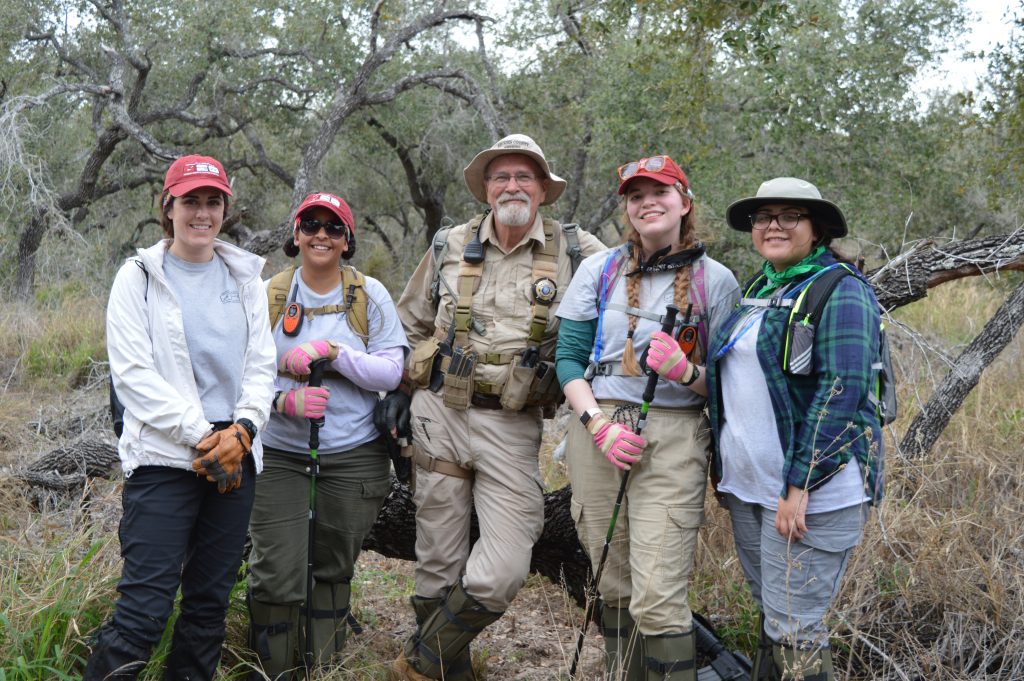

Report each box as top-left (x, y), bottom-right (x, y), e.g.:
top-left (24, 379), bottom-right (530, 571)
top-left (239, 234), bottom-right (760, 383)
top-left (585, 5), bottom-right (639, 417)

top-left (899, 279), bottom-right (1024, 458)
top-left (15, 209), bottom-right (48, 301)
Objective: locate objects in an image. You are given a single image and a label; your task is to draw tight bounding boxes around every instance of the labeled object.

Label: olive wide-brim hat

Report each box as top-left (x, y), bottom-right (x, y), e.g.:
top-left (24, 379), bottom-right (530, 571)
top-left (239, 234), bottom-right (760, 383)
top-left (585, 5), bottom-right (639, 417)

top-left (725, 177), bottom-right (848, 238)
top-left (463, 134), bottom-right (566, 206)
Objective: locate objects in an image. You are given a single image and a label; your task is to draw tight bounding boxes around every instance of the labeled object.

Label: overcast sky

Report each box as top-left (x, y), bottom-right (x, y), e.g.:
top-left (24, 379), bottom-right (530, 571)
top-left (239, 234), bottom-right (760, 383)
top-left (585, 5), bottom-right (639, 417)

top-left (914, 0), bottom-right (1019, 96)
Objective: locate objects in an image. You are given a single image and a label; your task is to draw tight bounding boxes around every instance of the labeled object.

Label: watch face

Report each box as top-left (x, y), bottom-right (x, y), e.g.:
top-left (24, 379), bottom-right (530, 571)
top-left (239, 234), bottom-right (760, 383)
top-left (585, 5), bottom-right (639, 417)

top-left (532, 277), bottom-right (557, 306)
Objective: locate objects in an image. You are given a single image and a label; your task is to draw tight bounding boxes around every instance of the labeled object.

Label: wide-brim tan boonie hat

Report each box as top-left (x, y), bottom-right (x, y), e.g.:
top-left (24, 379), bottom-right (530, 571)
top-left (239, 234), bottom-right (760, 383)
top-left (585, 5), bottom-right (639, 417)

top-left (726, 177), bottom-right (847, 238)
top-left (463, 134), bottom-right (566, 206)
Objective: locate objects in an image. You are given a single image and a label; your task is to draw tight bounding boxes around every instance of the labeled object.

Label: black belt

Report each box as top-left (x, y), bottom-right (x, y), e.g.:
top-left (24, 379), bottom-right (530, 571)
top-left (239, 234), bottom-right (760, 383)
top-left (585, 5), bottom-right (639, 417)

top-left (470, 393), bottom-right (503, 410)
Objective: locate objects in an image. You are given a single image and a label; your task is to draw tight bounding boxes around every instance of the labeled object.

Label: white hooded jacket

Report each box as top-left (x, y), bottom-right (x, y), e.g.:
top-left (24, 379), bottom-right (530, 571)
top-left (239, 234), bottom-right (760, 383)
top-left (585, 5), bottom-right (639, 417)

top-left (106, 238), bottom-right (277, 475)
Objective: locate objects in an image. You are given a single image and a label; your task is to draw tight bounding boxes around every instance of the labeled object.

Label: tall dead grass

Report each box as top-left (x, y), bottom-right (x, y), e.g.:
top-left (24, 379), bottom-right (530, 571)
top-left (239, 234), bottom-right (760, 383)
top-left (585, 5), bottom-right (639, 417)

top-left (0, 276), bottom-right (1021, 679)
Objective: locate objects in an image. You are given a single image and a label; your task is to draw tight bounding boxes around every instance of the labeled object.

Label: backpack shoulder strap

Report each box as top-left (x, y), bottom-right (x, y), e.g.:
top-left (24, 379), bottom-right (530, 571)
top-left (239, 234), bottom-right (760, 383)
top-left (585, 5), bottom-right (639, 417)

top-left (429, 226), bottom-right (453, 304)
top-left (340, 265), bottom-right (369, 347)
top-left (560, 222), bottom-right (583, 276)
top-left (267, 265), bottom-right (298, 330)
top-left (791, 264), bottom-right (856, 326)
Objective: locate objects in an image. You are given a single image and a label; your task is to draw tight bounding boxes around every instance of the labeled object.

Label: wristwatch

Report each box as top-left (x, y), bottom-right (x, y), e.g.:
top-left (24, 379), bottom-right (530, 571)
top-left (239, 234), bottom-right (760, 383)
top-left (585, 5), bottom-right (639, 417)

top-left (236, 418), bottom-right (258, 442)
top-left (580, 407), bottom-right (603, 429)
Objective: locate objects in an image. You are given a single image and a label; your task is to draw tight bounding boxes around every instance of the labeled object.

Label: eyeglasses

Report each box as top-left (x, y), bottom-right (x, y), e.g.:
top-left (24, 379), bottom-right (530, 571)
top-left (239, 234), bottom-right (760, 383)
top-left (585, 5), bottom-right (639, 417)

top-left (617, 156), bottom-right (671, 181)
top-left (485, 173), bottom-right (538, 187)
top-left (298, 218), bottom-right (347, 239)
top-left (749, 212), bottom-right (811, 230)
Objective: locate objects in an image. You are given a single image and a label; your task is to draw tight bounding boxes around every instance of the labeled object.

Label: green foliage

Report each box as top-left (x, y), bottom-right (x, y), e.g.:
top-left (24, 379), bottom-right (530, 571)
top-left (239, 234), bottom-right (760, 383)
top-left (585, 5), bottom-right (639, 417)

top-left (0, 532), bottom-right (116, 679)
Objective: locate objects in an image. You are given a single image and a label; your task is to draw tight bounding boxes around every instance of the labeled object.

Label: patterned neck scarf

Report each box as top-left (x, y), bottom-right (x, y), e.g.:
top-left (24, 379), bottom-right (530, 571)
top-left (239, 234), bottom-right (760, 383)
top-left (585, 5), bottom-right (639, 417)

top-left (625, 241), bottom-right (706, 277)
top-left (756, 246), bottom-right (826, 297)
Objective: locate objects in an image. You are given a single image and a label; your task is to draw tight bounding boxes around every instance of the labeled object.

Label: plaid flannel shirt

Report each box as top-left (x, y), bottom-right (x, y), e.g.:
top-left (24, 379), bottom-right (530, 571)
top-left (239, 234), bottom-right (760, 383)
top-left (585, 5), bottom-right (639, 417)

top-left (707, 252), bottom-right (885, 504)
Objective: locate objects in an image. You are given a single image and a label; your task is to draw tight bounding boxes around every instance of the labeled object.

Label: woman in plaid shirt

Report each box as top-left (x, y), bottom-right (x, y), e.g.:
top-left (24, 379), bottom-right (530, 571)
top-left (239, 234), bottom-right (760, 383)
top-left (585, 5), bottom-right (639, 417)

top-left (652, 177), bottom-right (883, 681)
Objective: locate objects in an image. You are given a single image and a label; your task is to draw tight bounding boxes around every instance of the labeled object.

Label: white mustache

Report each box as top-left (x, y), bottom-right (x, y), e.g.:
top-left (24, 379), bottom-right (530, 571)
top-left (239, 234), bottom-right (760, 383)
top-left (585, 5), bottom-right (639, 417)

top-left (499, 191), bottom-right (530, 203)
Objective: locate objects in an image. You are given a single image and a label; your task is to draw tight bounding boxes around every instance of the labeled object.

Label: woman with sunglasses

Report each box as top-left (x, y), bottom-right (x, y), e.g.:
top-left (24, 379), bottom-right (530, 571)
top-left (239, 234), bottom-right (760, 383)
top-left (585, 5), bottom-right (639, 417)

top-left (246, 192), bottom-right (408, 678)
top-left (685, 178), bottom-right (883, 680)
top-left (556, 156), bottom-right (739, 680)
top-left (86, 155), bottom-right (277, 680)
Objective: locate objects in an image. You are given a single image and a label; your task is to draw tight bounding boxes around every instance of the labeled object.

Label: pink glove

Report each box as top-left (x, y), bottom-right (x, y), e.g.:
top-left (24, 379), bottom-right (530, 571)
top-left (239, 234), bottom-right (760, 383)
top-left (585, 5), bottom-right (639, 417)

top-left (647, 331), bottom-right (693, 383)
top-left (274, 386), bottom-right (330, 419)
top-left (587, 413), bottom-right (647, 470)
top-left (279, 340), bottom-right (339, 376)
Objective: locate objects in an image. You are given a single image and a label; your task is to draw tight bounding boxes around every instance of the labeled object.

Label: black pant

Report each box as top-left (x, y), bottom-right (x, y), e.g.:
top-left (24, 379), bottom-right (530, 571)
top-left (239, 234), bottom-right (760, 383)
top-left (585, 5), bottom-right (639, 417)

top-left (83, 458), bottom-right (256, 681)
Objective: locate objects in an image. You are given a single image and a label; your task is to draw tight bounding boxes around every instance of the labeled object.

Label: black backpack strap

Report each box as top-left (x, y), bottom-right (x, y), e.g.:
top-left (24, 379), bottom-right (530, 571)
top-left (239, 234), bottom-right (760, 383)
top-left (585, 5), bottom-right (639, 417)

top-left (794, 264), bottom-right (856, 326)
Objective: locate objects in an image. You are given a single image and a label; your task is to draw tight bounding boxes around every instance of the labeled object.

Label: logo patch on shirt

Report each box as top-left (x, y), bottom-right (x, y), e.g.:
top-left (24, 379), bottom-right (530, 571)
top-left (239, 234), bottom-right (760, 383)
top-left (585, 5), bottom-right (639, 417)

top-left (220, 290), bottom-right (241, 304)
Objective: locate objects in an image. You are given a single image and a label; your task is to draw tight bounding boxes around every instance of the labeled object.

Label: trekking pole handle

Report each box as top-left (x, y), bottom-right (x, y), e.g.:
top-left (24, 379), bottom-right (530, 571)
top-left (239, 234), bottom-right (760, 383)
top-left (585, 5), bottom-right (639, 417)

top-left (641, 304), bottom-right (679, 406)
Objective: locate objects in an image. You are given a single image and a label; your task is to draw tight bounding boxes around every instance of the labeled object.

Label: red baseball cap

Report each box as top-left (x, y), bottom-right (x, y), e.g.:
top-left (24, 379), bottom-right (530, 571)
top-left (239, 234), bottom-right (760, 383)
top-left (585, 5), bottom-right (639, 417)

top-left (295, 192), bottom-right (355, 234)
top-left (163, 155), bottom-right (233, 197)
top-left (617, 155), bottom-right (689, 195)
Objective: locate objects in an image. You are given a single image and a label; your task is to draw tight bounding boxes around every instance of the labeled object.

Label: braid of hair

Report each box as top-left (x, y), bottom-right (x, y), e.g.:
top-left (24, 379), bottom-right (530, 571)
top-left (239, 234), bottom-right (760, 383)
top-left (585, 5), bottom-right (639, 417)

top-left (620, 238), bottom-right (644, 376)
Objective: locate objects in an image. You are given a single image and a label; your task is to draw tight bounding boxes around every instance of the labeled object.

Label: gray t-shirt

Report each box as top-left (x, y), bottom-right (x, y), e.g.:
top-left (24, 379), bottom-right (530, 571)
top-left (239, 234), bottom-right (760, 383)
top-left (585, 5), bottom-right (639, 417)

top-left (162, 251), bottom-right (247, 423)
top-left (261, 270), bottom-right (409, 454)
top-left (557, 249), bottom-right (740, 408)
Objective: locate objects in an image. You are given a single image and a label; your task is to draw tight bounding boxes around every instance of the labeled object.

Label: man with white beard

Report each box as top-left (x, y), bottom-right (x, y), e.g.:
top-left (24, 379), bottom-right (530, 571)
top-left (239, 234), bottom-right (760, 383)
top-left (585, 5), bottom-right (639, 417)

top-left (382, 134), bottom-right (604, 681)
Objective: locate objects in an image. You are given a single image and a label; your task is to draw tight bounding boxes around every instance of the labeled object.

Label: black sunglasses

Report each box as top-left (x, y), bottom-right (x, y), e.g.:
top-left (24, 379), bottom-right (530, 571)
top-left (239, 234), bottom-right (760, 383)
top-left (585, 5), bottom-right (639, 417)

top-left (298, 218), bottom-right (347, 240)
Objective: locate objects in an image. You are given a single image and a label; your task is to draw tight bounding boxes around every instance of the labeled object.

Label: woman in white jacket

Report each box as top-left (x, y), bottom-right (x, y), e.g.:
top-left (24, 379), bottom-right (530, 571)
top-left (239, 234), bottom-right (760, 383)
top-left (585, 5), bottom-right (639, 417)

top-left (84, 154), bottom-right (276, 681)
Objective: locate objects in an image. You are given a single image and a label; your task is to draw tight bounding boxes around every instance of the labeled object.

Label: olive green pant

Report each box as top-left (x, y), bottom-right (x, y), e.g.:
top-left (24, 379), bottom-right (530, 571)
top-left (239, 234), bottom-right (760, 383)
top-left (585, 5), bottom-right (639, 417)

top-left (248, 440), bottom-right (391, 673)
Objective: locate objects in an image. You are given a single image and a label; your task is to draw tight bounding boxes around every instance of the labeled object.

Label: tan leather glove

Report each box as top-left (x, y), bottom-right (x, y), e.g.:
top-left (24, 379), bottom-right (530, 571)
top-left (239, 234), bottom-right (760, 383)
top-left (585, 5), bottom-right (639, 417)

top-left (192, 424), bottom-right (252, 493)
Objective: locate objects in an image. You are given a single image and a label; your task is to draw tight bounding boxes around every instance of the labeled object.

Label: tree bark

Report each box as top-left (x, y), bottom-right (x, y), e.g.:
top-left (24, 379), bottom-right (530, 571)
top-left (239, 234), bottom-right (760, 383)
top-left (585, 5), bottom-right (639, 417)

top-left (899, 279), bottom-right (1024, 458)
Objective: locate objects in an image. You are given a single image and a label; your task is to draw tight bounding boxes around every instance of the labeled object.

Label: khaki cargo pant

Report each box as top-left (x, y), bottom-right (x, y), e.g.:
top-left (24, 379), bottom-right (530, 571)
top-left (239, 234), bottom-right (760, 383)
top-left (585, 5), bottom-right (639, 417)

top-left (408, 389), bottom-right (545, 613)
top-left (566, 403), bottom-right (709, 636)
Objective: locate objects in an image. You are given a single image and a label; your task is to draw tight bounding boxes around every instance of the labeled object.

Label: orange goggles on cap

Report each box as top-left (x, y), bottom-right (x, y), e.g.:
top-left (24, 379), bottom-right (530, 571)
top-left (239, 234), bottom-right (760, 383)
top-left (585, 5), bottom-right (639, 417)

top-left (617, 155), bottom-right (677, 181)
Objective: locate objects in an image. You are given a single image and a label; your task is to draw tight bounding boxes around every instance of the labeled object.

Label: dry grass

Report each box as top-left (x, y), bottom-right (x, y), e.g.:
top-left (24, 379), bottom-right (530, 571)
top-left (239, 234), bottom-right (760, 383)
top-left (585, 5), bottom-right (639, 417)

top-left (0, 276), bottom-right (1021, 679)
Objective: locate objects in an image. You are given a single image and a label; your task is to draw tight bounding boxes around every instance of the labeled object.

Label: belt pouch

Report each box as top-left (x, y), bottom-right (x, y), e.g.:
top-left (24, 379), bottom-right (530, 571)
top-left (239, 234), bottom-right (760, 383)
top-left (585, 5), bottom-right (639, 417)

top-left (499, 355), bottom-right (535, 411)
top-left (409, 336), bottom-right (442, 388)
top-left (442, 355), bottom-right (474, 411)
top-left (526, 361), bottom-right (561, 406)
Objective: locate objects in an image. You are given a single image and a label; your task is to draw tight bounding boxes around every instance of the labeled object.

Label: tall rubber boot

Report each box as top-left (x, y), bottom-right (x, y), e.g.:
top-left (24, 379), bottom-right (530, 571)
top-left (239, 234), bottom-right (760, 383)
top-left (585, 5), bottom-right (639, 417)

top-left (641, 630), bottom-right (696, 681)
top-left (409, 596), bottom-right (477, 680)
top-left (82, 625), bottom-right (151, 681)
top-left (750, 612), bottom-right (780, 681)
top-left (248, 594), bottom-right (300, 680)
top-left (600, 604), bottom-right (643, 681)
top-left (771, 644), bottom-right (835, 681)
top-left (162, 617), bottom-right (224, 681)
top-left (392, 582), bottom-right (501, 680)
top-left (302, 581), bottom-right (351, 668)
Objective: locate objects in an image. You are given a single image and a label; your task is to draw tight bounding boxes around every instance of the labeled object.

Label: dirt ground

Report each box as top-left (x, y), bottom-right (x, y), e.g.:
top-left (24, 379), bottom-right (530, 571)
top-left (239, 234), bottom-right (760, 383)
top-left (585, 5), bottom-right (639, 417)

top-left (351, 551), bottom-right (607, 680)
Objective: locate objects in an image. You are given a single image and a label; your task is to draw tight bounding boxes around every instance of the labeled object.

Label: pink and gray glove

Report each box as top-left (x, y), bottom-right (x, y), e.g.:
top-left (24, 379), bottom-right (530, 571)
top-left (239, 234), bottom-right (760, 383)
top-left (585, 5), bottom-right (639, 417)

top-left (646, 331), bottom-right (694, 384)
top-left (279, 340), bottom-right (339, 376)
top-left (586, 413), bottom-right (647, 470)
top-left (274, 386), bottom-right (330, 419)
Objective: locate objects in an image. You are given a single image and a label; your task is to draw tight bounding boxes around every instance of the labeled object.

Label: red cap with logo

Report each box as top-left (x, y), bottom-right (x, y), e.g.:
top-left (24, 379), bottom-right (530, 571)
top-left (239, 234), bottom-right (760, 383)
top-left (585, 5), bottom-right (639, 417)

top-left (163, 155), bottom-right (233, 197)
top-left (617, 155), bottom-right (689, 195)
top-left (295, 192), bottom-right (355, 234)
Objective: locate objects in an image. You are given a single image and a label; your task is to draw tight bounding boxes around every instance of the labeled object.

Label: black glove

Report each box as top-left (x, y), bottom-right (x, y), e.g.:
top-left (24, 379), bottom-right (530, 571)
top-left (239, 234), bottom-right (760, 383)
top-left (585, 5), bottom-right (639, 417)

top-left (374, 390), bottom-right (412, 483)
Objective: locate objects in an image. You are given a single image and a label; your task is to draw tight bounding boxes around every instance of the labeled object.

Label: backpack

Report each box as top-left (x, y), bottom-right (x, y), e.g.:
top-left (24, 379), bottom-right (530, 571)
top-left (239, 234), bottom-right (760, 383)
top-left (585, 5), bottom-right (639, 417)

top-left (110, 259), bottom-right (149, 437)
top-left (742, 263), bottom-right (897, 425)
top-left (266, 264), bottom-right (369, 347)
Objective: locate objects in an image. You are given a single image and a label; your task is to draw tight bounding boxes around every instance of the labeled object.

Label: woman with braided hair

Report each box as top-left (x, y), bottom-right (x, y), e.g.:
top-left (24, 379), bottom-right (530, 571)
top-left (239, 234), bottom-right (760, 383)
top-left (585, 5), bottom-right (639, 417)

top-left (555, 155), bottom-right (739, 680)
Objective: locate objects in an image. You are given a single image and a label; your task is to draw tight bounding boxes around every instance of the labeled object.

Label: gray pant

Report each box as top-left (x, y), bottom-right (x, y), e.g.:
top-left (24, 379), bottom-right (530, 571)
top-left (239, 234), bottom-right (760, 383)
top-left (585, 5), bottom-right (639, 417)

top-left (248, 441), bottom-right (391, 602)
top-left (725, 494), bottom-right (867, 647)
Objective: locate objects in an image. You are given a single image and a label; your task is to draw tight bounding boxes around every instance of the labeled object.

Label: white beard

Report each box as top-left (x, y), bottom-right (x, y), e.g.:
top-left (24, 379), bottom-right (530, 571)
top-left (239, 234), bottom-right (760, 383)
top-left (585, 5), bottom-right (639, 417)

top-left (496, 193), bottom-right (532, 227)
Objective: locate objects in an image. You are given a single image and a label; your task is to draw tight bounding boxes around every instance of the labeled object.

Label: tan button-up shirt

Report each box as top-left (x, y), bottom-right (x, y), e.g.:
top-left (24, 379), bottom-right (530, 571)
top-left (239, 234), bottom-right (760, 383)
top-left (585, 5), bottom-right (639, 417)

top-left (397, 212), bottom-right (605, 390)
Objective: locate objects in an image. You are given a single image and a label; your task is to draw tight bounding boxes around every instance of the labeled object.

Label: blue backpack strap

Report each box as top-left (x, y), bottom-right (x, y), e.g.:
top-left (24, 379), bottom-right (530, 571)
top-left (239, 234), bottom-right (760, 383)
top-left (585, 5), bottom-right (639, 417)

top-left (591, 245), bottom-right (629, 371)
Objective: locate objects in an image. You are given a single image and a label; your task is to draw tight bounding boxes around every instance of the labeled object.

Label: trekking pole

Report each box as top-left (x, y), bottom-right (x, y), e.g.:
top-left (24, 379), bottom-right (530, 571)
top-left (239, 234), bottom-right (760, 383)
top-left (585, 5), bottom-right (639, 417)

top-left (569, 304), bottom-right (680, 680)
top-left (303, 359), bottom-right (329, 677)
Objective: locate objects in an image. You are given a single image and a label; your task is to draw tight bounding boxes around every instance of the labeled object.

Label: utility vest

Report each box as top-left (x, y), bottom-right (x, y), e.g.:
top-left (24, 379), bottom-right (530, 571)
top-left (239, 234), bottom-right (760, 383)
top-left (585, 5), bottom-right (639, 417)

top-left (406, 214), bottom-right (570, 416)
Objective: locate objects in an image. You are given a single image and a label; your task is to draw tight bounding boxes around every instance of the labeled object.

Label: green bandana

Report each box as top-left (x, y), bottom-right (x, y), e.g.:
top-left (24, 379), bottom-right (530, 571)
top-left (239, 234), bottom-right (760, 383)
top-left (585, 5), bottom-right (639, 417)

top-left (756, 246), bottom-right (827, 297)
